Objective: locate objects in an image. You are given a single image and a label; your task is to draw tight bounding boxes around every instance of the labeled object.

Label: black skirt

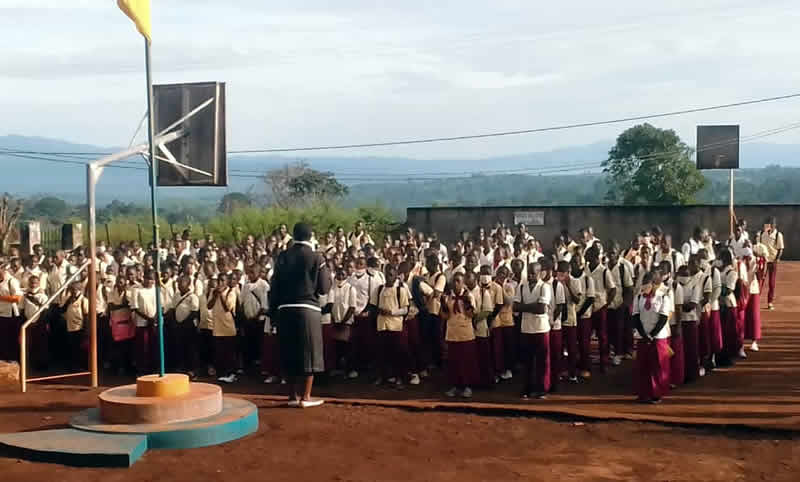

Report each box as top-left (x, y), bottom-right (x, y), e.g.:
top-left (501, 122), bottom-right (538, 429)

top-left (278, 307), bottom-right (324, 376)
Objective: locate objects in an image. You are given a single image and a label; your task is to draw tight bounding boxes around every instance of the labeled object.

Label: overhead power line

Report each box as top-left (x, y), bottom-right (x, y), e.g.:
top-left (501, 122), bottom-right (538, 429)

top-left (1, 92), bottom-right (800, 158)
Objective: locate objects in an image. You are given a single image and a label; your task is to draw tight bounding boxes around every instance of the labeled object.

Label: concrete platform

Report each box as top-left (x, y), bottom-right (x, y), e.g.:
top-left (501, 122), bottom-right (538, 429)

top-left (0, 429), bottom-right (147, 468)
top-left (99, 382), bottom-right (222, 425)
top-left (72, 397), bottom-right (259, 449)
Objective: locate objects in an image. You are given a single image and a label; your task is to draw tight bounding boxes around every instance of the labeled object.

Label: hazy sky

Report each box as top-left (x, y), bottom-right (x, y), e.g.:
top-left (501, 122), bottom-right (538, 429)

top-left (3, 0), bottom-right (800, 159)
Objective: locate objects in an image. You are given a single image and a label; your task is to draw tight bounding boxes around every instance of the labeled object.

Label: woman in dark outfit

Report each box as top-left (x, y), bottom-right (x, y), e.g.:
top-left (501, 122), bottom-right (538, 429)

top-left (270, 223), bottom-right (331, 408)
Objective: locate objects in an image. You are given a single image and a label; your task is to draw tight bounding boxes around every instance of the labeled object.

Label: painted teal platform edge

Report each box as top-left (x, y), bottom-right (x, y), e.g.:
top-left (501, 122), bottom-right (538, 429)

top-left (71, 398), bottom-right (259, 450)
top-left (0, 429), bottom-right (147, 468)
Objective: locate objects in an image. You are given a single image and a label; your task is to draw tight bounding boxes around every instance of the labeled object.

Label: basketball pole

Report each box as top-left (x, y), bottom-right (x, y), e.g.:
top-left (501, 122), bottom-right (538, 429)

top-left (144, 38), bottom-right (166, 378)
top-left (729, 169), bottom-right (735, 237)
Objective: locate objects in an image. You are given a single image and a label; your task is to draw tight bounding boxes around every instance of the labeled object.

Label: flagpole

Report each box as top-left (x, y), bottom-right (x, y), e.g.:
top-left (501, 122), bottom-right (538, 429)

top-left (144, 37), bottom-right (166, 377)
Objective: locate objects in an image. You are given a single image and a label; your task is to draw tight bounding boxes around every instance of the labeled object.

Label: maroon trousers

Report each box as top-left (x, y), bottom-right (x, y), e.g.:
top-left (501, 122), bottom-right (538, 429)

top-left (564, 325), bottom-right (579, 378)
top-left (321, 324), bottom-right (337, 373)
top-left (475, 336), bottom-right (494, 387)
top-left (0, 316), bottom-right (21, 362)
top-left (404, 316), bottom-right (423, 374)
top-left (669, 330), bottom-right (684, 386)
top-left (134, 326), bottom-right (152, 374)
top-left (261, 333), bottom-right (281, 376)
top-left (354, 311), bottom-right (376, 370)
top-left (491, 325), bottom-right (516, 374)
top-left (173, 321), bottom-right (197, 373)
top-left (214, 336), bottom-right (237, 376)
top-left (745, 293), bottom-right (762, 341)
top-left (378, 330), bottom-right (409, 381)
top-left (682, 321), bottom-right (700, 383)
top-left (577, 317), bottom-right (593, 372)
top-left (607, 307), bottom-right (625, 357)
top-left (549, 329), bottom-right (563, 392)
top-left (521, 332), bottom-right (551, 394)
top-left (767, 262), bottom-right (778, 304)
top-left (446, 339), bottom-right (479, 387)
top-left (635, 338), bottom-right (671, 401)
top-left (591, 307), bottom-right (610, 370)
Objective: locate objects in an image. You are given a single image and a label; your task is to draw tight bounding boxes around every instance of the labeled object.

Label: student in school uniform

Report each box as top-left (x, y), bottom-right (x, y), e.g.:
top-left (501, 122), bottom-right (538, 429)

top-left (423, 254), bottom-right (448, 369)
top-left (197, 276), bottom-right (216, 377)
top-left (403, 261), bottom-right (433, 384)
top-left (698, 249), bottom-right (722, 373)
top-left (632, 270), bottom-right (672, 404)
top-left (562, 259), bottom-right (593, 383)
top-left (210, 272), bottom-right (239, 383)
top-left (373, 264), bottom-right (411, 387)
top-left (441, 272), bottom-right (479, 398)
top-left (132, 270), bottom-right (157, 375)
top-left (491, 266), bottom-right (517, 381)
top-left (661, 260), bottom-right (683, 388)
top-left (23, 275), bottom-right (49, 370)
top-left (606, 244), bottom-right (634, 366)
top-left (347, 257), bottom-right (378, 378)
top-left (585, 246), bottom-right (616, 374)
top-left (718, 249), bottom-right (740, 367)
top-left (734, 251), bottom-right (750, 360)
top-left (654, 235), bottom-right (685, 277)
top-left (745, 246), bottom-right (765, 352)
top-left (240, 266), bottom-right (269, 370)
top-left (467, 270), bottom-right (495, 387)
top-left (325, 268), bottom-right (357, 377)
top-left (57, 281), bottom-right (88, 370)
top-left (168, 275), bottom-right (200, 377)
top-left (514, 261), bottom-right (552, 399)
top-left (756, 216), bottom-right (784, 311)
top-left (677, 262), bottom-right (702, 383)
top-left (546, 259), bottom-right (566, 393)
top-left (0, 262), bottom-right (23, 362)
top-left (572, 256), bottom-right (595, 380)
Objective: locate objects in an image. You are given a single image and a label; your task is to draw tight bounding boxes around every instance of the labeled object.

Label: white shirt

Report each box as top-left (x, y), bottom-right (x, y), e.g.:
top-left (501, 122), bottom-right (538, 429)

top-left (133, 285), bottom-right (157, 327)
top-left (0, 275), bottom-right (22, 318)
top-left (549, 279), bottom-right (567, 331)
top-left (241, 278), bottom-right (269, 320)
top-left (514, 280), bottom-right (552, 334)
top-left (23, 289), bottom-right (48, 320)
top-left (586, 263), bottom-right (615, 310)
top-left (330, 282), bottom-right (357, 324)
top-left (633, 290), bottom-right (671, 339)
top-left (172, 290), bottom-right (200, 324)
top-left (348, 272), bottom-right (377, 314)
top-left (676, 277), bottom-right (701, 322)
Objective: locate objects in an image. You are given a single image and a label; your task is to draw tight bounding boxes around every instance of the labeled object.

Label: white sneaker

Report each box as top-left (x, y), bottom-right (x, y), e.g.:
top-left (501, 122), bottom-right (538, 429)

top-left (445, 387), bottom-right (458, 398)
top-left (347, 370), bottom-right (359, 379)
top-left (462, 387), bottom-right (473, 398)
top-left (409, 374), bottom-right (421, 385)
top-left (420, 369), bottom-right (430, 378)
top-left (373, 378), bottom-right (384, 386)
top-left (769, 303), bottom-right (775, 311)
top-left (280, 378), bottom-right (287, 385)
top-left (263, 376), bottom-right (278, 384)
top-left (217, 374), bottom-right (237, 384)
top-left (738, 348), bottom-right (748, 359)
top-left (287, 399), bottom-right (300, 408)
top-left (300, 399), bottom-right (325, 409)
top-left (612, 356), bottom-right (622, 366)
top-left (387, 377), bottom-right (397, 384)
top-left (699, 367), bottom-right (706, 377)
top-left (751, 341), bottom-right (760, 352)
top-left (500, 369), bottom-right (513, 380)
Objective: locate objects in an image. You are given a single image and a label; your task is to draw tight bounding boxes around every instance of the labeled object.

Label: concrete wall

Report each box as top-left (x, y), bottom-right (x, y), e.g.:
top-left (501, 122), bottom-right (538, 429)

top-left (406, 205), bottom-right (800, 260)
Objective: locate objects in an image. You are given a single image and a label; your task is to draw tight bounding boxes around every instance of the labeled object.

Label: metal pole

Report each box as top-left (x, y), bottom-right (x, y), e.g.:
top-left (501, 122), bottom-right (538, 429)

top-left (87, 166), bottom-right (98, 388)
top-left (145, 38), bottom-right (166, 377)
top-left (729, 169), bottom-right (735, 237)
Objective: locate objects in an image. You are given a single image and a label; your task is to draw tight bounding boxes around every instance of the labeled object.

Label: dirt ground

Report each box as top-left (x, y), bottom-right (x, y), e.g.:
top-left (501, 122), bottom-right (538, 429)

top-left (1, 263), bottom-right (799, 481)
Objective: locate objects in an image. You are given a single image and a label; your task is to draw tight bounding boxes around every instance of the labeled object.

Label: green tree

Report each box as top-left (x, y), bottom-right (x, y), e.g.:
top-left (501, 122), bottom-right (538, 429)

top-left (0, 194), bottom-right (23, 253)
top-left (217, 192), bottom-right (252, 215)
top-left (603, 123), bottom-right (706, 204)
top-left (28, 196), bottom-right (71, 222)
top-left (264, 162), bottom-right (348, 207)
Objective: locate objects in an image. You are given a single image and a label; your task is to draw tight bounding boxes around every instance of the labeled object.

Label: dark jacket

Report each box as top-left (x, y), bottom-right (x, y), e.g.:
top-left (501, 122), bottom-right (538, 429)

top-left (269, 242), bottom-right (331, 311)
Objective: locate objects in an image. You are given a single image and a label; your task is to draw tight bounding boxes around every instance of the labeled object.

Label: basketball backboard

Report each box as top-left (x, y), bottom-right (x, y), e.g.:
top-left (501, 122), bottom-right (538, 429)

top-left (153, 82), bottom-right (227, 186)
top-left (696, 125), bottom-right (739, 170)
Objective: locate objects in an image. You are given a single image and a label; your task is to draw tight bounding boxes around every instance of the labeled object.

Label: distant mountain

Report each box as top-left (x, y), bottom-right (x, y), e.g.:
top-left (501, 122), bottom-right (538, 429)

top-left (2, 135), bottom-right (799, 204)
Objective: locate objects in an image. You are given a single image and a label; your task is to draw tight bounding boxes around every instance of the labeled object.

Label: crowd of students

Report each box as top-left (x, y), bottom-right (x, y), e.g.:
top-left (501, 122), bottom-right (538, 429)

top-left (0, 216), bottom-right (785, 403)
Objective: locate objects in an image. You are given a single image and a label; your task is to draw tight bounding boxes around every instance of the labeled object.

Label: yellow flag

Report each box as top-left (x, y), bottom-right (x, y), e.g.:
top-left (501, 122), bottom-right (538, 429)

top-left (117, 0), bottom-right (151, 41)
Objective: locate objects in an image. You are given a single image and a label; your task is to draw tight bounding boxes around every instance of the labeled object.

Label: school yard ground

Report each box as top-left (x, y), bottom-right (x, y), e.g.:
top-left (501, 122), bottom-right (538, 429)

top-left (2, 264), bottom-right (800, 481)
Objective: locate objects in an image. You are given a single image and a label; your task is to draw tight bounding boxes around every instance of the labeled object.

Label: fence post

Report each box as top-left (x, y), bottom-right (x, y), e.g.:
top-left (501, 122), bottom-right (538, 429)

top-left (137, 223), bottom-right (143, 245)
top-left (104, 224), bottom-right (111, 246)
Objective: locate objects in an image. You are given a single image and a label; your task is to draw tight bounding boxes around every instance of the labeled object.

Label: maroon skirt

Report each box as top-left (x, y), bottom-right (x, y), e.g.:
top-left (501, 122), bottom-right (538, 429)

top-left (635, 338), bottom-right (671, 401)
top-left (447, 339), bottom-right (480, 387)
top-left (708, 310), bottom-right (723, 354)
top-left (134, 326), bottom-right (153, 374)
top-left (745, 293), bottom-right (762, 341)
top-left (669, 331), bottom-right (684, 386)
top-left (721, 307), bottom-right (740, 358)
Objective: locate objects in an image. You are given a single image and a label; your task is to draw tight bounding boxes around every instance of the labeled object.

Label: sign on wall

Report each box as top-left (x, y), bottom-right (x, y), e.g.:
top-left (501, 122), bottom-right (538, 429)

top-left (513, 211), bottom-right (545, 226)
